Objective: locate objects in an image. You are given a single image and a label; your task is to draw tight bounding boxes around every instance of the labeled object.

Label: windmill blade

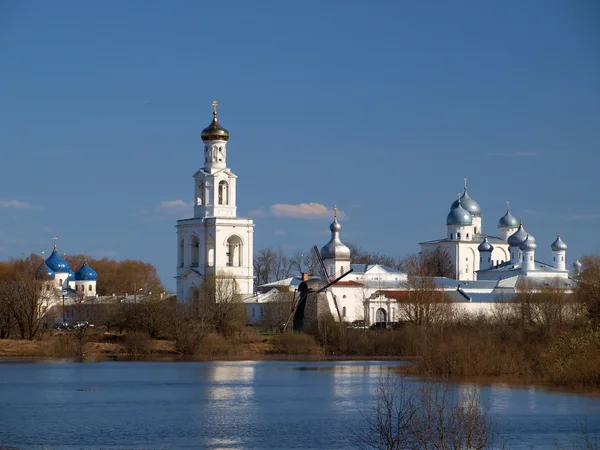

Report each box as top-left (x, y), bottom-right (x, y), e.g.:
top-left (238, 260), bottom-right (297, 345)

top-left (281, 289), bottom-right (298, 333)
top-left (316, 267), bottom-right (354, 293)
top-left (312, 245), bottom-right (330, 282)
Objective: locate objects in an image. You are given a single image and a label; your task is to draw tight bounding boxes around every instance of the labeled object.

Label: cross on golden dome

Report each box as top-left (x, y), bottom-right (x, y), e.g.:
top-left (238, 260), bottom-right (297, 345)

top-left (212, 100), bottom-right (218, 117)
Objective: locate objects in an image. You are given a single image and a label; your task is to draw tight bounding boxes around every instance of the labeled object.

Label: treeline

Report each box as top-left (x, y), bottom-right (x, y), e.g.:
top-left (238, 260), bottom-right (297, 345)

top-left (253, 245), bottom-right (454, 286)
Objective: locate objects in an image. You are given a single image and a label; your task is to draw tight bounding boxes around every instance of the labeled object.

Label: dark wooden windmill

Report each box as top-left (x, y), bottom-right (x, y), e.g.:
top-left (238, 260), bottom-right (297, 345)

top-left (284, 245), bottom-right (353, 332)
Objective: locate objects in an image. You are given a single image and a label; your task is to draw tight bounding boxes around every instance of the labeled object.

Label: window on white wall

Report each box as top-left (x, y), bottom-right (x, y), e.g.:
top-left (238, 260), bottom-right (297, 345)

top-left (342, 307), bottom-right (346, 318)
top-left (218, 181), bottom-right (229, 205)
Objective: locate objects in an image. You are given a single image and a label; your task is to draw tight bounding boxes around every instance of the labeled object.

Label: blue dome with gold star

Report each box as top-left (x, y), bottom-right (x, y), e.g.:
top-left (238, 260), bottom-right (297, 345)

top-left (45, 248), bottom-right (71, 273)
top-left (75, 263), bottom-right (97, 281)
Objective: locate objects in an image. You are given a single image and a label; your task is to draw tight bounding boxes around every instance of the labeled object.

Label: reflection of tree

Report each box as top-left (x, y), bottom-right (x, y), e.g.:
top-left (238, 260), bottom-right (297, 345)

top-left (354, 375), bottom-right (494, 450)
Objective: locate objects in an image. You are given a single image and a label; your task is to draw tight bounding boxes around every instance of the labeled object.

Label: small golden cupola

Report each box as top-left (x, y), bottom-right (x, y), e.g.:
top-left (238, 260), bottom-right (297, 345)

top-left (201, 100), bottom-right (230, 142)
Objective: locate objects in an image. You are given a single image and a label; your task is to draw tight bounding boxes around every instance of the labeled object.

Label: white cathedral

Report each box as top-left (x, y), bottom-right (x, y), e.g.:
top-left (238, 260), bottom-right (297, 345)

top-left (175, 104), bottom-right (579, 325)
top-left (419, 179), bottom-right (573, 282)
top-left (175, 102), bottom-right (254, 301)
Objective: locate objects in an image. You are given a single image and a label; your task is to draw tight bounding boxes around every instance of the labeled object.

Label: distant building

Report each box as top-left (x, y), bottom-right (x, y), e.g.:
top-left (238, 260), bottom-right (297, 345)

top-left (36, 239), bottom-right (98, 297)
top-left (419, 178), bottom-right (572, 283)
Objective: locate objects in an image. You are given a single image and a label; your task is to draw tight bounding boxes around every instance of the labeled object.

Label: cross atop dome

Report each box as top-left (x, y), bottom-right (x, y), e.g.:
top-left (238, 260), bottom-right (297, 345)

top-left (333, 205), bottom-right (338, 218)
top-left (52, 236), bottom-right (58, 251)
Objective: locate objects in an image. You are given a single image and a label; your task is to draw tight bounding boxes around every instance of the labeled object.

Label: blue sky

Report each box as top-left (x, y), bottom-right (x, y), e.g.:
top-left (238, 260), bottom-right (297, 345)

top-left (1, 0), bottom-right (599, 291)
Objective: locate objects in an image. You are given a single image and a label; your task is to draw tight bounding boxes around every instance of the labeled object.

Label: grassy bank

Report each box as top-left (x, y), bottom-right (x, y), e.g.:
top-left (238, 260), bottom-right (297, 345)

top-left (2, 320), bottom-right (599, 391)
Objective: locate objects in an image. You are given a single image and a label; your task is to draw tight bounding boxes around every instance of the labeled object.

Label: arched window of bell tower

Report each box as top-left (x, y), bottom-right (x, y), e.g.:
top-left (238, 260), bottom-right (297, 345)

top-left (179, 239), bottom-right (184, 268)
top-left (207, 236), bottom-right (215, 267)
top-left (196, 183), bottom-right (204, 206)
top-left (190, 235), bottom-right (199, 267)
top-left (226, 235), bottom-right (243, 267)
top-left (218, 181), bottom-right (229, 205)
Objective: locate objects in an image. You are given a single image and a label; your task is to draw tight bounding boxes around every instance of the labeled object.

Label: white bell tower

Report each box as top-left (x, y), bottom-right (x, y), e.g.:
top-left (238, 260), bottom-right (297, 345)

top-left (176, 101), bottom-right (254, 301)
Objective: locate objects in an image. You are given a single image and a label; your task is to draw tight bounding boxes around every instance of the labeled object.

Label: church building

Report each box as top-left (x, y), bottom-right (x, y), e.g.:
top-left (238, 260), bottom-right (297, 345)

top-left (175, 102), bottom-right (254, 301)
top-left (419, 179), bottom-right (572, 283)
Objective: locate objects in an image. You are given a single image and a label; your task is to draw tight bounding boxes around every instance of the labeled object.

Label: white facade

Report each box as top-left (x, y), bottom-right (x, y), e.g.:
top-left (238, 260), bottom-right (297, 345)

top-left (176, 104), bottom-right (254, 301)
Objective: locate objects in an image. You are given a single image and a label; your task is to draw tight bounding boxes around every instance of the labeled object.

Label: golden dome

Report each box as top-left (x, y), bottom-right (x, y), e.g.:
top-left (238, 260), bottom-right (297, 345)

top-left (201, 100), bottom-right (230, 142)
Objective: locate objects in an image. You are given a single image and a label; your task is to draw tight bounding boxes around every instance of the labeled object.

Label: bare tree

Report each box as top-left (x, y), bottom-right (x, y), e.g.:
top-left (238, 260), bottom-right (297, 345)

top-left (254, 248), bottom-right (277, 286)
top-left (290, 248), bottom-right (321, 276)
top-left (0, 259), bottom-right (55, 340)
top-left (400, 248), bottom-right (454, 278)
top-left (272, 247), bottom-right (293, 282)
top-left (198, 272), bottom-right (246, 337)
top-left (261, 291), bottom-right (296, 332)
top-left (354, 375), bottom-right (495, 450)
top-left (577, 255), bottom-right (600, 328)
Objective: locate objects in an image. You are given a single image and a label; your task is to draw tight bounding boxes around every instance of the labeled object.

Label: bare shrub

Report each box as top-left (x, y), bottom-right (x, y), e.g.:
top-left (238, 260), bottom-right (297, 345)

top-left (271, 333), bottom-right (322, 355)
top-left (544, 328), bottom-right (600, 388)
top-left (173, 321), bottom-right (210, 356)
top-left (39, 335), bottom-right (78, 358)
top-left (123, 331), bottom-right (152, 356)
top-left (353, 375), bottom-right (495, 450)
top-left (196, 333), bottom-right (232, 357)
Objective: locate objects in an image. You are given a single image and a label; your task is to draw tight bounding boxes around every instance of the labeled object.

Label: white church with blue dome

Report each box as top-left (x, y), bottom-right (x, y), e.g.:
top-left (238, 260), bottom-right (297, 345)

top-left (36, 239), bottom-right (98, 297)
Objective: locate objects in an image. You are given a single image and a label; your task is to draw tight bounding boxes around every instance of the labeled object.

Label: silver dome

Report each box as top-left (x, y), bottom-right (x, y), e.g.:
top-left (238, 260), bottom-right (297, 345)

top-left (574, 259), bottom-right (582, 268)
top-left (478, 236), bottom-right (494, 253)
top-left (498, 209), bottom-right (519, 229)
top-left (520, 234), bottom-right (537, 251)
top-left (551, 235), bottom-right (567, 251)
top-left (446, 200), bottom-right (473, 226)
top-left (451, 188), bottom-right (481, 217)
top-left (320, 217), bottom-right (351, 261)
top-left (507, 223), bottom-right (528, 247)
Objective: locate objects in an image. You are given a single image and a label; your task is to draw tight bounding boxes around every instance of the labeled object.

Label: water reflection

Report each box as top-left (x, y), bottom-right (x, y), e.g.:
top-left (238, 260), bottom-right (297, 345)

top-left (0, 360), bottom-right (598, 450)
top-left (207, 361), bottom-right (256, 402)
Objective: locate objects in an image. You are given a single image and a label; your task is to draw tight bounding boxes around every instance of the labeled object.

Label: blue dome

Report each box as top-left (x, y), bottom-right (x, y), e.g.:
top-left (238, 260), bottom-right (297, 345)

top-left (68, 270), bottom-right (76, 281)
top-left (520, 234), bottom-right (537, 251)
top-left (45, 249), bottom-right (71, 273)
top-left (478, 237), bottom-right (494, 253)
top-left (75, 263), bottom-right (97, 281)
top-left (507, 223), bottom-right (527, 247)
top-left (446, 201), bottom-right (473, 226)
top-left (36, 262), bottom-right (55, 280)
top-left (551, 235), bottom-right (567, 251)
top-left (498, 210), bottom-right (519, 229)
top-left (451, 189), bottom-right (481, 217)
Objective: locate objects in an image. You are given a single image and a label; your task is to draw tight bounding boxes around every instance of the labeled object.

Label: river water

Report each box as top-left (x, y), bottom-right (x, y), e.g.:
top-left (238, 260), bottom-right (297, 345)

top-left (0, 360), bottom-right (599, 449)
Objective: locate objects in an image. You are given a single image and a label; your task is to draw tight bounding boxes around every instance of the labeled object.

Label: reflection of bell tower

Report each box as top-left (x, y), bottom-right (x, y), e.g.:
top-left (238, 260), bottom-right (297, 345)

top-left (176, 102), bottom-right (255, 301)
top-left (193, 100), bottom-right (237, 219)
